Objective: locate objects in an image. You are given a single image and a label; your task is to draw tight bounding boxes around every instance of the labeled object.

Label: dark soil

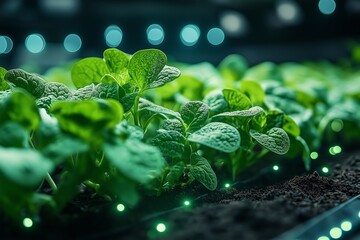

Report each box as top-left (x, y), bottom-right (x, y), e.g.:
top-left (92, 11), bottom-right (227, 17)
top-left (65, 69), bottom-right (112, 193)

top-left (2, 153), bottom-right (360, 240)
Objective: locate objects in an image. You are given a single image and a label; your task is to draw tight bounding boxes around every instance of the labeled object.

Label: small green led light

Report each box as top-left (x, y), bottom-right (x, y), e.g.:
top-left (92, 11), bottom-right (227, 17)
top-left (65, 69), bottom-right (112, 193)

top-left (273, 165), bottom-right (279, 171)
top-left (156, 223), bottom-right (166, 233)
top-left (322, 167), bottom-right (329, 174)
top-left (184, 200), bottom-right (190, 206)
top-left (116, 203), bottom-right (125, 212)
top-left (329, 227), bottom-right (342, 239)
top-left (317, 236), bottom-right (330, 240)
top-left (341, 220), bottom-right (352, 231)
top-left (310, 152), bottom-right (319, 160)
top-left (23, 218), bottom-right (33, 228)
top-left (331, 119), bottom-right (343, 132)
top-left (329, 147), bottom-right (335, 155)
top-left (333, 146), bottom-right (342, 154)
top-left (225, 183), bottom-right (230, 188)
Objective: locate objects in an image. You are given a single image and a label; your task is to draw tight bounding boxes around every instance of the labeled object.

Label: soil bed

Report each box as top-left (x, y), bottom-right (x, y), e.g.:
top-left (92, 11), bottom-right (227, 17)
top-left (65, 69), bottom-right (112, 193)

top-left (2, 153), bottom-right (360, 240)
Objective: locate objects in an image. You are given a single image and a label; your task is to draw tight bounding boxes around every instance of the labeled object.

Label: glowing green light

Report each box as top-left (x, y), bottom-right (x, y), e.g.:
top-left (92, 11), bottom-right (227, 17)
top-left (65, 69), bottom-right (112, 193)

top-left (225, 183), bottom-right (230, 188)
top-left (184, 200), bottom-right (190, 206)
top-left (331, 119), bottom-right (343, 132)
top-left (329, 147), bottom-right (336, 155)
top-left (310, 152), bottom-right (319, 160)
top-left (273, 165), bottom-right (279, 171)
top-left (322, 167), bottom-right (329, 174)
top-left (317, 236), bottom-right (330, 240)
top-left (329, 227), bottom-right (342, 239)
top-left (341, 220), bottom-right (352, 231)
top-left (156, 223), bottom-right (166, 232)
top-left (116, 203), bottom-right (125, 212)
top-left (23, 218), bottom-right (33, 228)
top-left (333, 146), bottom-right (342, 154)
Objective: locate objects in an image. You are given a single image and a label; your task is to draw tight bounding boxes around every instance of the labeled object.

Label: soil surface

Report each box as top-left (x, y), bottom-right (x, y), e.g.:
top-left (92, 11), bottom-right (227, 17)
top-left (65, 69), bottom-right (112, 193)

top-left (2, 152), bottom-right (360, 240)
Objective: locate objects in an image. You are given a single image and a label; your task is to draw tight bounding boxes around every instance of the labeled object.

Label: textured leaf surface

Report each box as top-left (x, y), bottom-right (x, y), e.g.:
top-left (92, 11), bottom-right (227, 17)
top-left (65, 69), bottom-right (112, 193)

top-left (71, 57), bottom-right (108, 88)
top-left (203, 90), bottom-right (229, 115)
top-left (139, 98), bottom-right (181, 120)
top-left (214, 106), bottom-right (265, 118)
top-left (0, 67), bottom-right (9, 91)
top-left (249, 127), bottom-right (290, 155)
top-left (149, 65), bottom-right (181, 89)
top-left (239, 80), bottom-right (265, 105)
top-left (180, 101), bottom-right (209, 132)
top-left (103, 48), bottom-right (129, 74)
top-left (163, 162), bottom-right (185, 190)
top-left (151, 129), bottom-right (185, 160)
top-left (114, 120), bottom-right (144, 140)
top-left (223, 89), bottom-right (252, 111)
top-left (5, 69), bottom-right (46, 98)
top-left (188, 122), bottom-right (240, 153)
top-left (189, 154), bottom-right (217, 191)
top-left (104, 140), bottom-right (164, 184)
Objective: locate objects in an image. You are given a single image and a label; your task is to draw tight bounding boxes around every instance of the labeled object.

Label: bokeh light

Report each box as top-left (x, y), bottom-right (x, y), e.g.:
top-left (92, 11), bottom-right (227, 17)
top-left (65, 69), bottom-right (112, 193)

top-left (180, 24), bottom-right (200, 46)
top-left (184, 200), bottom-right (190, 206)
top-left (273, 165), bottom-right (279, 171)
top-left (64, 34), bottom-right (82, 53)
top-left (116, 203), bottom-right (125, 212)
top-left (331, 119), bottom-right (343, 132)
top-left (156, 223), bottom-right (166, 233)
top-left (310, 152), bottom-right (319, 160)
top-left (225, 183), bottom-right (230, 188)
top-left (329, 227), bottom-right (342, 239)
top-left (318, 0), bottom-right (336, 15)
top-left (322, 166), bottom-right (329, 173)
top-left (220, 11), bottom-right (248, 36)
top-left (207, 28), bottom-right (225, 46)
top-left (104, 25), bottom-right (123, 47)
top-left (317, 236), bottom-right (330, 240)
top-left (276, 0), bottom-right (301, 23)
top-left (23, 218), bottom-right (33, 228)
top-left (25, 33), bottom-right (46, 53)
top-left (340, 220), bottom-right (352, 231)
top-left (0, 36), bottom-right (13, 54)
top-left (147, 24), bottom-right (164, 45)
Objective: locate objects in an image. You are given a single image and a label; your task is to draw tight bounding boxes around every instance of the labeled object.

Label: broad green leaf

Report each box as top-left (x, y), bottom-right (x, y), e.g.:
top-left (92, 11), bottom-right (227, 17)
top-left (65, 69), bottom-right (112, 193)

top-left (151, 129), bottom-right (186, 160)
top-left (5, 69), bottom-right (46, 98)
top-left (0, 122), bottom-right (29, 148)
top-left (218, 54), bottom-right (248, 82)
top-left (114, 120), bottom-right (144, 140)
top-left (249, 127), bottom-right (290, 155)
top-left (243, 62), bottom-right (282, 82)
top-left (213, 106), bottom-right (265, 118)
top-left (95, 77), bottom-right (120, 100)
top-left (104, 139), bottom-right (164, 184)
top-left (239, 80), bottom-right (265, 105)
top-left (149, 65), bottom-right (181, 89)
top-left (128, 49), bottom-right (166, 90)
top-left (161, 119), bottom-right (184, 133)
top-left (42, 137), bottom-right (89, 164)
top-left (71, 57), bottom-right (108, 88)
top-left (189, 154), bottom-right (217, 191)
top-left (51, 99), bottom-right (123, 143)
top-left (43, 82), bottom-right (72, 100)
top-left (72, 83), bottom-right (98, 100)
top-left (0, 148), bottom-right (53, 187)
top-left (163, 161), bottom-right (185, 190)
top-left (266, 110), bottom-right (300, 137)
top-left (180, 101), bottom-right (209, 132)
top-left (188, 122), bottom-right (240, 153)
top-left (0, 67), bottom-right (10, 91)
top-left (139, 98), bottom-right (182, 120)
top-left (223, 89), bottom-right (252, 111)
top-left (0, 91), bottom-right (40, 130)
top-left (203, 90), bottom-right (229, 115)
top-left (283, 115), bottom-right (300, 137)
top-left (103, 48), bottom-right (129, 74)
top-left (120, 92), bottom-right (137, 112)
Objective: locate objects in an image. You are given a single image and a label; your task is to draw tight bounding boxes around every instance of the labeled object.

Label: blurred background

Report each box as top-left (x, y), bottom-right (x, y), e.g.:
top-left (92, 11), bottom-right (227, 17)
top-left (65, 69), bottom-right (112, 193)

top-left (1, 0), bottom-right (360, 70)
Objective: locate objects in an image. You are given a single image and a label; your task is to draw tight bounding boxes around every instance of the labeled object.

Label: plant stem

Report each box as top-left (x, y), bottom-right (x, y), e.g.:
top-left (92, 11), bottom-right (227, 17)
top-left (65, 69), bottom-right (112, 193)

top-left (84, 180), bottom-right (100, 192)
top-left (133, 93), bottom-right (142, 126)
top-left (45, 173), bottom-right (58, 193)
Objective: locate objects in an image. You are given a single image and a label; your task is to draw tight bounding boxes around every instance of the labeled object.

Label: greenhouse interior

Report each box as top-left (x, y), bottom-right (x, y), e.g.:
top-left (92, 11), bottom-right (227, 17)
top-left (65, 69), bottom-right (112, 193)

top-left (1, 0), bottom-right (360, 239)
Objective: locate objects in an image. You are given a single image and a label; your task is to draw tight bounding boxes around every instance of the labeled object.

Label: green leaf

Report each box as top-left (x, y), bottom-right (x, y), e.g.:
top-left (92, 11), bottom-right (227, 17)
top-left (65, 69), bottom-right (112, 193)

top-left (188, 122), bottom-right (240, 153)
top-left (5, 69), bottom-right (46, 98)
top-left (239, 80), bottom-right (265, 105)
top-left (104, 139), bottom-right (164, 184)
top-left (43, 82), bottom-right (72, 100)
top-left (149, 65), bottom-right (181, 89)
top-left (0, 122), bottom-right (29, 148)
top-left (189, 154), bottom-right (217, 191)
top-left (163, 161), bottom-right (185, 190)
top-left (283, 115), bottom-right (300, 137)
top-left (161, 119), bottom-right (184, 133)
top-left (114, 120), bottom-right (144, 140)
top-left (249, 127), bottom-right (290, 155)
top-left (213, 106), bottom-right (265, 118)
top-left (103, 48), bottom-right (129, 74)
top-left (71, 57), bottom-right (108, 89)
top-left (128, 49), bottom-right (167, 90)
top-left (0, 148), bottom-right (53, 187)
top-left (203, 90), bottom-right (229, 115)
top-left (218, 54), bottom-right (248, 81)
top-left (120, 92), bottom-right (137, 112)
top-left (180, 101), bottom-right (209, 132)
top-left (42, 137), bottom-right (89, 164)
top-left (151, 129), bottom-right (186, 160)
top-left (0, 91), bottom-right (40, 130)
top-left (0, 67), bottom-right (10, 91)
top-left (139, 98), bottom-right (182, 120)
top-left (223, 89), bottom-right (252, 111)
top-left (51, 99), bottom-right (123, 144)
top-left (72, 83), bottom-right (98, 100)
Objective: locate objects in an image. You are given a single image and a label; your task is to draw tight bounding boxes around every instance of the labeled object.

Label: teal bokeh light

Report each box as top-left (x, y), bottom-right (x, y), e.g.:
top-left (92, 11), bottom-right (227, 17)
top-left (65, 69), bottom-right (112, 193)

top-left (25, 34), bottom-right (46, 53)
top-left (207, 28), bottom-right (225, 46)
top-left (180, 24), bottom-right (200, 46)
top-left (105, 25), bottom-right (123, 47)
top-left (147, 24), bottom-right (164, 45)
top-left (64, 34), bottom-right (82, 53)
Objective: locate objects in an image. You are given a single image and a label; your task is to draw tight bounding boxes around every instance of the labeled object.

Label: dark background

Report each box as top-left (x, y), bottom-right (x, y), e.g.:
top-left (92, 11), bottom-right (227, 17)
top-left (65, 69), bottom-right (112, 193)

top-left (0, 0), bottom-right (360, 70)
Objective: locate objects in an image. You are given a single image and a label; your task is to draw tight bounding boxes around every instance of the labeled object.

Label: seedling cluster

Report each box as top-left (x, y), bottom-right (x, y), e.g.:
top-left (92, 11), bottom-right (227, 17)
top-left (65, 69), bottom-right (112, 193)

top-left (0, 48), bottom-right (359, 224)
